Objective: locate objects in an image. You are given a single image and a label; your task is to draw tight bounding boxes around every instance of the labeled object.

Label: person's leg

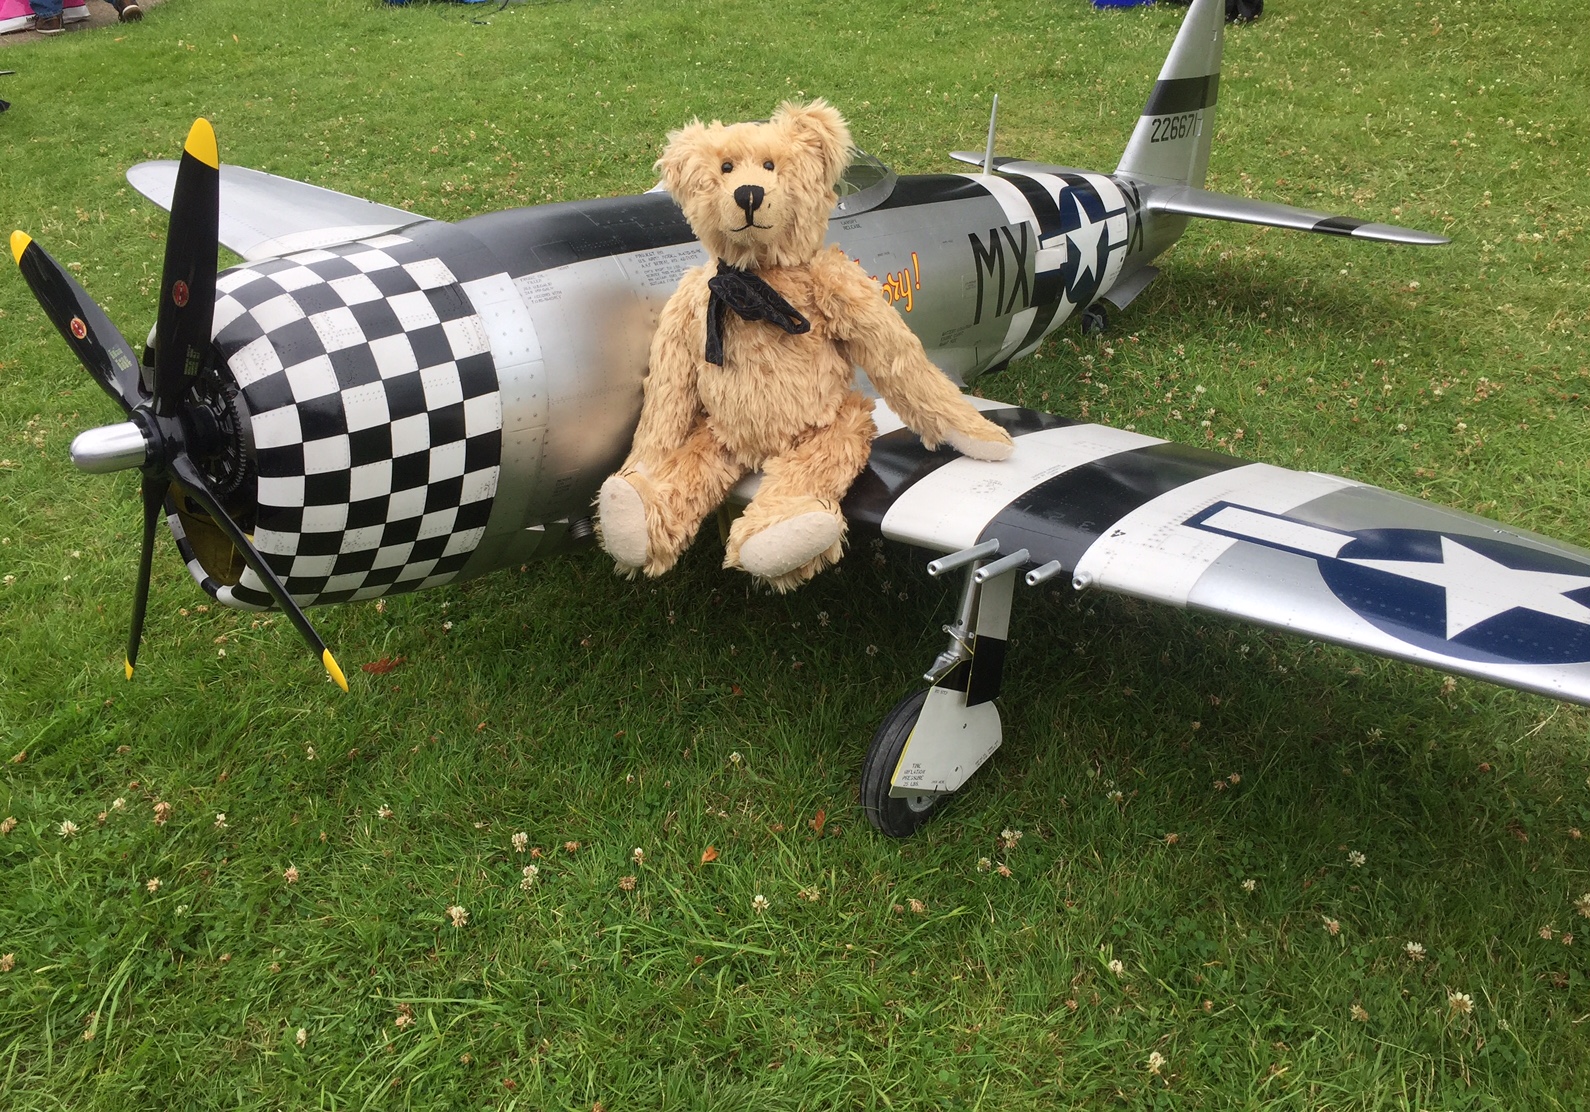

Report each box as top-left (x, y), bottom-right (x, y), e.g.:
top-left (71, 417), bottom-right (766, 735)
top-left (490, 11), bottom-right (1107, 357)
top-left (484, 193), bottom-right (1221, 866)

top-left (32, 0), bottom-right (66, 34)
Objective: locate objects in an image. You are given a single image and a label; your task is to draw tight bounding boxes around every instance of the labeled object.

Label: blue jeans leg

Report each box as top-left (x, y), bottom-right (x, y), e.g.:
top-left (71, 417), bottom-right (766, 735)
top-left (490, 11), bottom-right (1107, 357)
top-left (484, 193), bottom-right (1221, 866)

top-left (32, 0), bottom-right (66, 17)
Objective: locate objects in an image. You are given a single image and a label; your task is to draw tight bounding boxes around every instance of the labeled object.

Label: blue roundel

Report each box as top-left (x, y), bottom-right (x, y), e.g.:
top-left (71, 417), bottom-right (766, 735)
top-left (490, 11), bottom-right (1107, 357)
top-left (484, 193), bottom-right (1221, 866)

top-left (1316, 529), bottom-right (1590, 666)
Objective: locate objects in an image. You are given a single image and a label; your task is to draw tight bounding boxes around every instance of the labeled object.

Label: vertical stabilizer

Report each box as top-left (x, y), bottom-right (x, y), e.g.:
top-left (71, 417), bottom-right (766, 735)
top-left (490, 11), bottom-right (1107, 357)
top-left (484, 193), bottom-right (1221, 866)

top-left (1115, 0), bottom-right (1224, 188)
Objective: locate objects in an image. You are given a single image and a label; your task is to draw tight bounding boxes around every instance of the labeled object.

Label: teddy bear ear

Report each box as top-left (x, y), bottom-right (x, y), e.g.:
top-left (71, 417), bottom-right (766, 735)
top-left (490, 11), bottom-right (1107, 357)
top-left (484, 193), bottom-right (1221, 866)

top-left (655, 119), bottom-right (713, 199)
top-left (775, 99), bottom-right (854, 186)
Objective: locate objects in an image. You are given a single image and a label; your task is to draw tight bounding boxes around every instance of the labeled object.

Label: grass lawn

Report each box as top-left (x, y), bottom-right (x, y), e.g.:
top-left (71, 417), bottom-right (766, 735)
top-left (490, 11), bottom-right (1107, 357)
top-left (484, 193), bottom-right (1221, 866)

top-left (3, 0), bottom-right (1590, 1106)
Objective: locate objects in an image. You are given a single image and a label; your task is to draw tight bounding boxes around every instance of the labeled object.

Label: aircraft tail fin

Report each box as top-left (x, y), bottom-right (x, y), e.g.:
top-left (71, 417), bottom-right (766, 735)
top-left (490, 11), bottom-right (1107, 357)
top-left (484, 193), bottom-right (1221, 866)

top-left (1114, 0), bottom-right (1224, 188)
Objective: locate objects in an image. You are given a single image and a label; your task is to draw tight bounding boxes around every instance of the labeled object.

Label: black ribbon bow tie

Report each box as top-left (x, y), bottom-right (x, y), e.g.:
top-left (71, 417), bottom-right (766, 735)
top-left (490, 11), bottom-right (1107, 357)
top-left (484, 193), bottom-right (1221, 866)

top-left (704, 260), bottom-right (811, 366)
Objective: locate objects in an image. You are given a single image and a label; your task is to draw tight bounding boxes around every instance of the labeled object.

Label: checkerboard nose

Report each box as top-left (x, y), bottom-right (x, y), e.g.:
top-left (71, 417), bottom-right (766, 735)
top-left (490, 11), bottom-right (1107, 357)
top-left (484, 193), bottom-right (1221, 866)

top-left (199, 226), bottom-right (506, 611)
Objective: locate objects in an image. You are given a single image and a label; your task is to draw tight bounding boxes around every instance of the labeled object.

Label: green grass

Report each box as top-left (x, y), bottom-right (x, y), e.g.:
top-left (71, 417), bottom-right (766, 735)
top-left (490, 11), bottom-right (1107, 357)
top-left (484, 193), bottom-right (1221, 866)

top-left (4, 0), bottom-right (1590, 1106)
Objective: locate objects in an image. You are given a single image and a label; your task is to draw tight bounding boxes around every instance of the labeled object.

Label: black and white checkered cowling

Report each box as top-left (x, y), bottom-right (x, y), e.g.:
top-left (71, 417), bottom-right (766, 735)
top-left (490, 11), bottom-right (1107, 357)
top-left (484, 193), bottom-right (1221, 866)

top-left (169, 230), bottom-right (503, 610)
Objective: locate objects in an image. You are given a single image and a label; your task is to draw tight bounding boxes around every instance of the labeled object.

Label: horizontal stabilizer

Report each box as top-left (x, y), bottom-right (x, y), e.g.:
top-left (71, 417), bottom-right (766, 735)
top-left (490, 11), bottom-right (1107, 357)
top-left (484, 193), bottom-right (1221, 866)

top-left (1144, 185), bottom-right (1449, 245)
top-left (128, 162), bottom-right (426, 260)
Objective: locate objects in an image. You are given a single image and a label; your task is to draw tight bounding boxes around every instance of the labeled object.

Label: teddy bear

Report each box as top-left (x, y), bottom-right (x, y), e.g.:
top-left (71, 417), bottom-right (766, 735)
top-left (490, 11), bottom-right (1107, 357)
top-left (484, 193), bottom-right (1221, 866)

top-left (597, 99), bottom-right (1014, 591)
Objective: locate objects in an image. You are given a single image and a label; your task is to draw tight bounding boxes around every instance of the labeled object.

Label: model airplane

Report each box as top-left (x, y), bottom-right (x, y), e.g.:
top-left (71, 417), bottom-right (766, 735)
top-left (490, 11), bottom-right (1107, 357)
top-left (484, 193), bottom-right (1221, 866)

top-left (16, 0), bottom-right (1589, 838)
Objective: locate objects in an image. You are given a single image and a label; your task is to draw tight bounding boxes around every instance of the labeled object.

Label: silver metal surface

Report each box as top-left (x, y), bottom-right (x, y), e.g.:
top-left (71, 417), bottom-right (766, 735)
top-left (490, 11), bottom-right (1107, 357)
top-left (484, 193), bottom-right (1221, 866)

top-left (1026, 559), bottom-right (1065, 587)
top-left (973, 548), bottom-right (1030, 585)
top-left (127, 162), bottom-right (422, 261)
top-left (1143, 186), bottom-right (1450, 246)
top-left (928, 540), bottom-right (1001, 577)
top-left (70, 421), bottom-right (149, 473)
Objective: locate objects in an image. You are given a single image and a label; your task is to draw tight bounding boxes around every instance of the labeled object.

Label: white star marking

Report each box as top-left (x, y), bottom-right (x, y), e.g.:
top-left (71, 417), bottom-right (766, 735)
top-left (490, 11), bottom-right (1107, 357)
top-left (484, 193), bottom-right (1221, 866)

top-left (1065, 194), bottom-right (1106, 295)
top-left (1347, 535), bottom-right (1590, 640)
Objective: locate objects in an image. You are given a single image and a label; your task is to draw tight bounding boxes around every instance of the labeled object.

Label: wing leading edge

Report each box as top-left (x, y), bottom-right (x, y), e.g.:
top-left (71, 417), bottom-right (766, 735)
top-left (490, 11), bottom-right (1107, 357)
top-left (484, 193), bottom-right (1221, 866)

top-left (127, 162), bottom-right (425, 261)
top-left (843, 403), bottom-right (1590, 707)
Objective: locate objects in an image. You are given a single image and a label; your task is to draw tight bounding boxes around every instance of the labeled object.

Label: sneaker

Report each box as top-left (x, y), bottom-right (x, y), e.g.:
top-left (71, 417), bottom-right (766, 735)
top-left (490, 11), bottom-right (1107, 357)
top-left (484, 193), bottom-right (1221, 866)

top-left (119, 2), bottom-right (142, 20)
top-left (35, 14), bottom-right (64, 33)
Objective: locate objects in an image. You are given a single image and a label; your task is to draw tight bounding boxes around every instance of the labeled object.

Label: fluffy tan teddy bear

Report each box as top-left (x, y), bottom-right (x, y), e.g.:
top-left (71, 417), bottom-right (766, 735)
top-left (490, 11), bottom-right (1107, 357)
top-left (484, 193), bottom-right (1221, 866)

top-left (598, 99), bottom-right (1013, 590)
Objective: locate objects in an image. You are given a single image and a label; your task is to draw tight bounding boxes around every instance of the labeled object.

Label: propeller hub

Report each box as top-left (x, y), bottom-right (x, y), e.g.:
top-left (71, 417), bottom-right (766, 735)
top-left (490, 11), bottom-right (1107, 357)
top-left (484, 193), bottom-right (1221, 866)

top-left (70, 420), bottom-right (152, 474)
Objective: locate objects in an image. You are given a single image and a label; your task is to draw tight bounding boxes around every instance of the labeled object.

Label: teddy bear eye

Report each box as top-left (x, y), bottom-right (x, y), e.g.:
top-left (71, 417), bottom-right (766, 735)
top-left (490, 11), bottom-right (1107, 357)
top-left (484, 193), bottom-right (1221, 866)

top-left (721, 161), bottom-right (734, 174)
top-left (763, 160), bottom-right (775, 171)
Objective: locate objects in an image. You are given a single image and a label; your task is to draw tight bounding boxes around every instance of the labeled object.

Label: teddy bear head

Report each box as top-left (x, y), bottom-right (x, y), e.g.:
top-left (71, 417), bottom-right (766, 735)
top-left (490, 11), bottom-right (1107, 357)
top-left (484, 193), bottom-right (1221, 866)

top-left (656, 99), bottom-right (853, 271)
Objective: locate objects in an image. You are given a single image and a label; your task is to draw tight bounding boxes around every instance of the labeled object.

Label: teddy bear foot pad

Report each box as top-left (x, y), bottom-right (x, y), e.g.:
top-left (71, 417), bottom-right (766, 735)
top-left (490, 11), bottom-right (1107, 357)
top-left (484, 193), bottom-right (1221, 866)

top-left (736, 510), bottom-right (844, 579)
top-left (597, 473), bottom-right (650, 569)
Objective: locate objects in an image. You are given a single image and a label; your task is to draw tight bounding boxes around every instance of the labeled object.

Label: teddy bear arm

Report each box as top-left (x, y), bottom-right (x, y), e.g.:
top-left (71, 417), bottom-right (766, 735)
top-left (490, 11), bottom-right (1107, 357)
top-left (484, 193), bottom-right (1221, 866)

top-left (627, 296), bottom-right (707, 468)
top-left (829, 274), bottom-right (1012, 456)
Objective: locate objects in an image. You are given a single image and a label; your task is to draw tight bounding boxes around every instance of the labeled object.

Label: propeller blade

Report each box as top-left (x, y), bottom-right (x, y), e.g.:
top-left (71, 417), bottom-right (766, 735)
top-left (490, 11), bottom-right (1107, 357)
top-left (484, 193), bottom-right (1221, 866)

top-left (124, 476), bottom-right (171, 680)
top-left (151, 118), bottom-right (220, 419)
top-left (9, 230), bottom-right (143, 412)
top-left (167, 454), bottom-right (348, 693)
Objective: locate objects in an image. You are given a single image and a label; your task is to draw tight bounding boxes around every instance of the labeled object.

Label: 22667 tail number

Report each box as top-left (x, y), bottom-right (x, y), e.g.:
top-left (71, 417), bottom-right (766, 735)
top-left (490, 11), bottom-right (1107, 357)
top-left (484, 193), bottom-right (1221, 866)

top-left (1150, 111), bottom-right (1199, 143)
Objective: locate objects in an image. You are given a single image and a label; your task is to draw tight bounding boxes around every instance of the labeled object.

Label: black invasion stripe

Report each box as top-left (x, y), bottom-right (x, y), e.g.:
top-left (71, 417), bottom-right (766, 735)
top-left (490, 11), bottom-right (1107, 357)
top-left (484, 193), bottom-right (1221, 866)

top-left (1142, 73), bottom-right (1220, 117)
top-left (975, 442), bottom-right (1248, 572)
top-left (843, 407), bottom-right (1078, 535)
top-left (872, 174), bottom-right (998, 212)
top-left (998, 173), bottom-right (1063, 238)
top-left (1313, 217), bottom-right (1367, 236)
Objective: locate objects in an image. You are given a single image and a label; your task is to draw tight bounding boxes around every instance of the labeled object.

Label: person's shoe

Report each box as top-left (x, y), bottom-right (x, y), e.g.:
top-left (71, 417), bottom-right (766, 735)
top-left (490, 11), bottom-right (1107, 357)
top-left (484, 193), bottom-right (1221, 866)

top-left (35, 14), bottom-right (64, 33)
top-left (63, 6), bottom-right (90, 22)
top-left (119, 2), bottom-right (142, 21)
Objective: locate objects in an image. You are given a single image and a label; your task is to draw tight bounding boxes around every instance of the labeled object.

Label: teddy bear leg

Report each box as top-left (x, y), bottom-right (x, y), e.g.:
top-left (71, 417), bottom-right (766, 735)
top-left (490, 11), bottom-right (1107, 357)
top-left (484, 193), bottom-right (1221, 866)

top-left (726, 392), bottom-right (876, 591)
top-left (600, 421), bottom-right (743, 578)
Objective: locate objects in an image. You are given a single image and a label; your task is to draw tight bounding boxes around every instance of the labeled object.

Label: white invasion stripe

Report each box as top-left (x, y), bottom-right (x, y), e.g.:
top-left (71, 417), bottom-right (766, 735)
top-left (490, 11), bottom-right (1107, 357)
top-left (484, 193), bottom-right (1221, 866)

top-left (881, 424), bottom-right (1164, 553)
top-left (958, 173), bottom-right (1036, 228)
top-left (1198, 505), bottom-right (1354, 559)
top-left (1000, 306), bottom-right (1039, 355)
top-left (1073, 464), bottom-right (1356, 607)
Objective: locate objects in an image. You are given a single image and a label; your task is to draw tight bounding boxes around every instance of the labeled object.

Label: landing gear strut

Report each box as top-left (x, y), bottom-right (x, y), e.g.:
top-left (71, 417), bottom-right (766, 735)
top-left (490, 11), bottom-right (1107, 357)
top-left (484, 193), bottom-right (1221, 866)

top-left (860, 539), bottom-right (1060, 837)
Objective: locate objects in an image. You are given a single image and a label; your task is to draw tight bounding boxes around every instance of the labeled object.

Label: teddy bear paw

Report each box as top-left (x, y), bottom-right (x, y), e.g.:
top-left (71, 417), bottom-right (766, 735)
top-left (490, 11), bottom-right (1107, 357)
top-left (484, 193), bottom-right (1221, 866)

top-left (597, 473), bottom-right (650, 568)
top-left (944, 426), bottom-right (1015, 462)
top-left (735, 506), bottom-right (845, 580)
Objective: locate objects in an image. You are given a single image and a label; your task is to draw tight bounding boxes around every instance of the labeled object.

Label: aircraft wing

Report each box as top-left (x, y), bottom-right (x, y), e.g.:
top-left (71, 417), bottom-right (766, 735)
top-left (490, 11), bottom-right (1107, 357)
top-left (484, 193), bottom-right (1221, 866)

top-left (126, 162), bottom-right (425, 261)
top-left (843, 402), bottom-right (1590, 706)
top-left (1139, 184), bottom-right (1449, 246)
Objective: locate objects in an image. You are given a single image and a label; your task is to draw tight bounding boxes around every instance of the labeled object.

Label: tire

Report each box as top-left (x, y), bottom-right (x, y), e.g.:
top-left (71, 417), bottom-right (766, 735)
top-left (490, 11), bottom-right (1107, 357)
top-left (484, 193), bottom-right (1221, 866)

top-left (860, 688), bottom-right (946, 838)
top-left (1080, 304), bottom-right (1108, 336)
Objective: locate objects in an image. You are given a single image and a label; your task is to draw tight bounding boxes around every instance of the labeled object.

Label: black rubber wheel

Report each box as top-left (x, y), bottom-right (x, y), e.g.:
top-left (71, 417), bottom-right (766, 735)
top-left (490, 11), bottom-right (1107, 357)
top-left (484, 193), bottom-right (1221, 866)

top-left (860, 688), bottom-right (946, 838)
top-left (1080, 303), bottom-right (1109, 336)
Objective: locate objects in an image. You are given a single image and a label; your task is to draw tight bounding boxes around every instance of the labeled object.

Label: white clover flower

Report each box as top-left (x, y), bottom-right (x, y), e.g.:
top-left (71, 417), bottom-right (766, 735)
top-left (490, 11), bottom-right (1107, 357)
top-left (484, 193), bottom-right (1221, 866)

top-left (751, 894), bottom-right (769, 914)
top-left (283, 865), bottom-right (300, 884)
top-left (1108, 959), bottom-right (1125, 977)
top-left (1347, 850), bottom-right (1366, 868)
top-left (58, 820), bottom-right (79, 838)
top-left (511, 832), bottom-right (528, 854)
top-left (1448, 991), bottom-right (1474, 1015)
top-left (520, 865), bottom-right (539, 889)
top-left (447, 905), bottom-right (469, 927)
top-left (1147, 1051), bottom-right (1167, 1074)
top-left (295, 1028), bottom-right (307, 1048)
top-left (214, 813), bottom-right (228, 830)
top-left (1242, 878), bottom-right (1258, 893)
top-left (145, 877), bottom-right (161, 893)
top-left (1404, 941), bottom-right (1426, 961)
top-left (631, 847), bottom-right (644, 865)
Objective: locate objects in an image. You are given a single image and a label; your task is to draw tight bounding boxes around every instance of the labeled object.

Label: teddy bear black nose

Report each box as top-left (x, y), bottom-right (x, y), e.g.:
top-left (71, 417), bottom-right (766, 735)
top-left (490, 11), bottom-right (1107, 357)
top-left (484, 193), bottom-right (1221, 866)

top-left (733, 183), bottom-right (765, 221)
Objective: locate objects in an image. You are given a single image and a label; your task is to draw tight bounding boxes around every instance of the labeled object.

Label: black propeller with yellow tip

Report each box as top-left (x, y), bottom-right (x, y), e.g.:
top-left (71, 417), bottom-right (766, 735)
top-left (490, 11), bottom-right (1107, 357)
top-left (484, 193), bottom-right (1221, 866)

top-left (10, 119), bottom-right (348, 692)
